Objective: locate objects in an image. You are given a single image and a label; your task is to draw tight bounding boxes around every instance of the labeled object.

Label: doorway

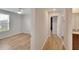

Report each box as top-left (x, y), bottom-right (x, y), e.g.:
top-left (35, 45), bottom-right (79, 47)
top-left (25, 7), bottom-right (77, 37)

top-left (50, 16), bottom-right (58, 35)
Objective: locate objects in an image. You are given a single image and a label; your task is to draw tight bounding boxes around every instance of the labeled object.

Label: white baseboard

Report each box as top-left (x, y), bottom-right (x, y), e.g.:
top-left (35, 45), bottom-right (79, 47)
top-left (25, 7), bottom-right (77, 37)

top-left (0, 32), bottom-right (30, 39)
top-left (41, 34), bottom-right (50, 50)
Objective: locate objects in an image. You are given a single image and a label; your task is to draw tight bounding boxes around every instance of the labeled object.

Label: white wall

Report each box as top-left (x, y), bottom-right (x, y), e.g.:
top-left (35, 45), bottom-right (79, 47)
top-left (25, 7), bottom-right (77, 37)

top-left (64, 9), bottom-right (73, 49)
top-left (57, 15), bottom-right (65, 38)
top-left (21, 9), bottom-right (32, 34)
top-left (0, 9), bottom-right (22, 39)
top-left (72, 13), bottom-right (79, 30)
top-left (53, 17), bottom-right (57, 34)
top-left (31, 9), bottom-right (49, 49)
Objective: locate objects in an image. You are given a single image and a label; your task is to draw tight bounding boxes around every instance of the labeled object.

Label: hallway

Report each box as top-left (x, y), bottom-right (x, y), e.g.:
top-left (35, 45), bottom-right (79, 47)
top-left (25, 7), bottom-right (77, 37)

top-left (42, 35), bottom-right (65, 50)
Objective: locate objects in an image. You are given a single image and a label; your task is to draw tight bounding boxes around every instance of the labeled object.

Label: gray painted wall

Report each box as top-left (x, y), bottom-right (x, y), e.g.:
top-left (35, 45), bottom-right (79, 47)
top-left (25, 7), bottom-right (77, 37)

top-left (0, 9), bottom-right (22, 39)
top-left (21, 9), bottom-right (32, 34)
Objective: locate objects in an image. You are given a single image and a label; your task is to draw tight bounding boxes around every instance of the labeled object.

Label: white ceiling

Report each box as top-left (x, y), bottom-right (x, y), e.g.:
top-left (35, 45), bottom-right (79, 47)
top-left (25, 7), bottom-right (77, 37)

top-left (0, 8), bottom-right (31, 14)
top-left (48, 8), bottom-right (79, 13)
top-left (2, 8), bottom-right (79, 14)
top-left (0, 8), bottom-right (66, 14)
top-left (47, 8), bottom-right (64, 12)
top-left (72, 8), bottom-right (79, 13)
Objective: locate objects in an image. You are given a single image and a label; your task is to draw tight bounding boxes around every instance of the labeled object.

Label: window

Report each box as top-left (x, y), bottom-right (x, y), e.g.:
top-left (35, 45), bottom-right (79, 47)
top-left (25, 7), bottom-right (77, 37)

top-left (0, 13), bottom-right (9, 32)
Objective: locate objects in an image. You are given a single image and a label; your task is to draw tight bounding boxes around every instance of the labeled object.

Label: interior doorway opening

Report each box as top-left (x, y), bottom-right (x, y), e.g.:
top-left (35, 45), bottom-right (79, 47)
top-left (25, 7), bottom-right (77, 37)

top-left (50, 16), bottom-right (58, 35)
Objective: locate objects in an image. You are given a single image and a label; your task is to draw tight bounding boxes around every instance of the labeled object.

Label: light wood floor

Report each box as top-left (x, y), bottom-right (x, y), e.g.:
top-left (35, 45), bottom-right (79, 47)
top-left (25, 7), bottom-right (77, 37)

top-left (0, 33), bottom-right (65, 50)
top-left (0, 33), bottom-right (31, 50)
top-left (42, 34), bottom-right (66, 50)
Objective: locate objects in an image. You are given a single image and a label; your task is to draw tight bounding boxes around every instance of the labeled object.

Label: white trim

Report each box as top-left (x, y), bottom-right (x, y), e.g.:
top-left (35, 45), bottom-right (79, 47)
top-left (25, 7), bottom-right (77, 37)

top-left (0, 32), bottom-right (30, 39)
top-left (41, 35), bottom-right (49, 50)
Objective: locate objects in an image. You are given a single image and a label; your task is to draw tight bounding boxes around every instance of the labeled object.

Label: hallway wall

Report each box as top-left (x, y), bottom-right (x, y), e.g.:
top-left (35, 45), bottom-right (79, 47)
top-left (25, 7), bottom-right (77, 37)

top-left (31, 9), bottom-right (49, 49)
top-left (64, 9), bottom-right (73, 49)
top-left (53, 16), bottom-right (57, 34)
